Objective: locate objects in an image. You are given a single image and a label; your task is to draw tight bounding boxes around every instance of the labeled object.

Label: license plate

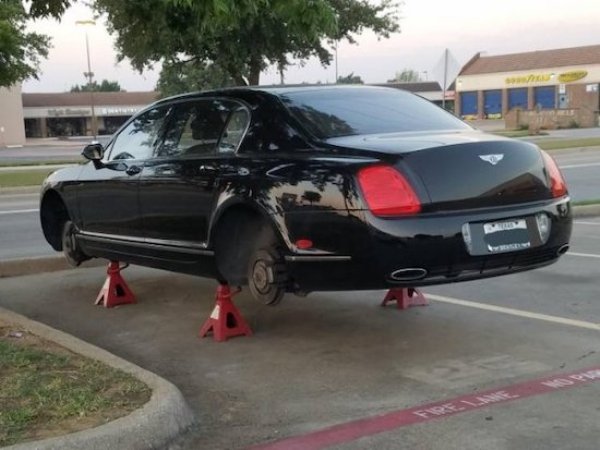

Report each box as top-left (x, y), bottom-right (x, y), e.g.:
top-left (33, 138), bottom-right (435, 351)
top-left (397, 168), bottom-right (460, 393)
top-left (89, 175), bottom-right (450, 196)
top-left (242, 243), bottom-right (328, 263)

top-left (484, 218), bottom-right (531, 253)
top-left (483, 219), bottom-right (527, 234)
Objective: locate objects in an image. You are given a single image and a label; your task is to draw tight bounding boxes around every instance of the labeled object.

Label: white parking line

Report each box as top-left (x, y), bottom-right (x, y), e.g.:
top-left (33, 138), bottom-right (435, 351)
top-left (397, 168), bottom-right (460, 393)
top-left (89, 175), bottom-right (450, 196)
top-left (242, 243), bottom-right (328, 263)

top-left (566, 251), bottom-right (600, 259)
top-left (0, 208), bottom-right (39, 215)
top-left (426, 294), bottom-right (600, 331)
top-left (575, 221), bottom-right (600, 226)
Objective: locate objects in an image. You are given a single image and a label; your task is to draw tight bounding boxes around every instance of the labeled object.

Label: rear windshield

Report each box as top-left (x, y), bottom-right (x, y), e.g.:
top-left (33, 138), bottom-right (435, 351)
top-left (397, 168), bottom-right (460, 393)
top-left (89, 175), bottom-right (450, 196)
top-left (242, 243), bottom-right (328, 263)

top-left (279, 87), bottom-right (470, 139)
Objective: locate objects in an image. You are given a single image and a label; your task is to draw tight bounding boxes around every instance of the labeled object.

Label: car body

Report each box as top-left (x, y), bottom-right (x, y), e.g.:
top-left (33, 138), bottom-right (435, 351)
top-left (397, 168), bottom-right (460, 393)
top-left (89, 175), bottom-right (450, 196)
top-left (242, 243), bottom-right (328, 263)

top-left (40, 85), bottom-right (572, 304)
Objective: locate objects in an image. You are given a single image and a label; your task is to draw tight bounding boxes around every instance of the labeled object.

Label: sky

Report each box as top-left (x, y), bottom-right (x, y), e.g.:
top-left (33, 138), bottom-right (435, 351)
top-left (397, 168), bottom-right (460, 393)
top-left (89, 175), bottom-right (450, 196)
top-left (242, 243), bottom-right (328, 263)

top-left (22, 0), bottom-right (600, 93)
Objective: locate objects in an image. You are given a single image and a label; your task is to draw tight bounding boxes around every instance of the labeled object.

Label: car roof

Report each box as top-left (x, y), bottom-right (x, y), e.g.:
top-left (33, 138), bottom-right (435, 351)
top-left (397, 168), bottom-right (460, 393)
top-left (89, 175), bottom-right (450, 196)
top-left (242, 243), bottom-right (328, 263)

top-left (154, 84), bottom-right (399, 105)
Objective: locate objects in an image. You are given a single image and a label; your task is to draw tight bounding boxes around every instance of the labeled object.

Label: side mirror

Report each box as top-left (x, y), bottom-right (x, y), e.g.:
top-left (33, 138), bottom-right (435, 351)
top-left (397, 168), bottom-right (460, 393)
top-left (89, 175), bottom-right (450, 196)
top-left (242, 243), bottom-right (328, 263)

top-left (82, 143), bottom-right (104, 161)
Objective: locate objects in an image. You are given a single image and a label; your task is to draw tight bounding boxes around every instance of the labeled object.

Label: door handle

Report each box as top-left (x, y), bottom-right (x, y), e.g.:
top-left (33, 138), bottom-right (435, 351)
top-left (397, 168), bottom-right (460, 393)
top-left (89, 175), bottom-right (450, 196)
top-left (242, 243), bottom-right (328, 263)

top-left (199, 165), bottom-right (218, 173)
top-left (125, 165), bottom-right (142, 176)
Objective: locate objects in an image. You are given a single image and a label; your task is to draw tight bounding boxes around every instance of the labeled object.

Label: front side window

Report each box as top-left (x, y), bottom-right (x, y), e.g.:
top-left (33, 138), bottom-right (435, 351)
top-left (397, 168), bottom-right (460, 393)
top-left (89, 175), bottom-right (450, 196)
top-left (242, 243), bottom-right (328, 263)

top-left (157, 99), bottom-right (240, 158)
top-left (109, 107), bottom-right (168, 161)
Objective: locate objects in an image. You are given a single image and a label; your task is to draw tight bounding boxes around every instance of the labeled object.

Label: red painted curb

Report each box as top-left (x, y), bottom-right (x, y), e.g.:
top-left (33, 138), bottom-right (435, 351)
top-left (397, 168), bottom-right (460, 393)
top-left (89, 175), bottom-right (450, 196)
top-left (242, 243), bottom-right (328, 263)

top-left (250, 366), bottom-right (600, 450)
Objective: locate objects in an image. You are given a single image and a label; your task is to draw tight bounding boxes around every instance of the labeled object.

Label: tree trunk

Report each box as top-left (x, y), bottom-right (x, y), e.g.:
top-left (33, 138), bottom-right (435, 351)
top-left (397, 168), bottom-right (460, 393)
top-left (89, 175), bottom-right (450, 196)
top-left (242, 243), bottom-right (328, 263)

top-left (233, 74), bottom-right (248, 86)
top-left (248, 60), bottom-right (261, 86)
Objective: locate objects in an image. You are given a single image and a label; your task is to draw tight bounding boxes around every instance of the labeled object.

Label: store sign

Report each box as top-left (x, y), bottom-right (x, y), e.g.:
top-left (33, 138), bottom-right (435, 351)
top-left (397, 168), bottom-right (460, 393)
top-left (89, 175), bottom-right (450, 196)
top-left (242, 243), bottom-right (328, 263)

top-left (101, 107), bottom-right (140, 116)
top-left (505, 73), bottom-right (551, 85)
top-left (558, 70), bottom-right (587, 83)
top-left (47, 108), bottom-right (90, 117)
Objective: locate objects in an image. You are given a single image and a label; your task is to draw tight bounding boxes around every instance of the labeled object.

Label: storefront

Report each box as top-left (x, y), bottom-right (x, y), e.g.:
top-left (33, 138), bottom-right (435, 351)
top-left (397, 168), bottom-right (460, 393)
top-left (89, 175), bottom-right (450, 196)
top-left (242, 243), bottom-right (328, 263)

top-left (455, 44), bottom-right (600, 127)
top-left (22, 91), bottom-right (158, 138)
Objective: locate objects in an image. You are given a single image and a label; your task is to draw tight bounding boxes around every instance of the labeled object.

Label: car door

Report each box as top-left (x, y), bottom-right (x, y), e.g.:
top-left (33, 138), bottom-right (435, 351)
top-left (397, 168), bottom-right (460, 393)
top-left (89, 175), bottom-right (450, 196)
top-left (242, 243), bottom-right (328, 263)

top-left (76, 106), bottom-right (169, 237)
top-left (138, 98), bottom-right (244, 246)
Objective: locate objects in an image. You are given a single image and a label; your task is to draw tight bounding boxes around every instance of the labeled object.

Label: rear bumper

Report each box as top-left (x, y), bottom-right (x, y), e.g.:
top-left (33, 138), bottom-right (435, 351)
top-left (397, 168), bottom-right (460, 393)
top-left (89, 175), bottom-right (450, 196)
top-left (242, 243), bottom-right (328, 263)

top-left (283, 198), bottom-right (572, 292)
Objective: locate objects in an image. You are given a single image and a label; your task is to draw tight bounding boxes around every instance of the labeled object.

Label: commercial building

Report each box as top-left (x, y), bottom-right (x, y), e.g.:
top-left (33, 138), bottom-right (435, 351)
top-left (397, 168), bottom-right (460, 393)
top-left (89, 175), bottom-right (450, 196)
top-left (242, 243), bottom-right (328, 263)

top-left (23, 91), bottom-right (158, 138)
top-left (455, 45), bottom-right (600, 128)
top-left (0, 85), bottom-right (26, 146)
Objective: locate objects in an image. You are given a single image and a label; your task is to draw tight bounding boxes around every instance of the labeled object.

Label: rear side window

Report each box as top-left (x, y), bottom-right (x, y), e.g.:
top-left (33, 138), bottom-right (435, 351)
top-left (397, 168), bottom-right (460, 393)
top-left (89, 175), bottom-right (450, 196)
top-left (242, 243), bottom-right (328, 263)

top-left (157, 99), bottom-right (242, 158)
top-left (219, 108), bottom-right (250, 153)
top-left (108, 107), bottom-right (168, 161)
top-left (279, 87), bottom-right (470, 139)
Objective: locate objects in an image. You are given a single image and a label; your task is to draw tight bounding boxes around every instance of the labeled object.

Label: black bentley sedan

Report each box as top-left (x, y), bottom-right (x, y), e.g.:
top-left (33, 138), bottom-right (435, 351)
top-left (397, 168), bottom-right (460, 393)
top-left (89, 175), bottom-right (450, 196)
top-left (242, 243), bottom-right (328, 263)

top-left (40, 85), bottom-right (572, 304)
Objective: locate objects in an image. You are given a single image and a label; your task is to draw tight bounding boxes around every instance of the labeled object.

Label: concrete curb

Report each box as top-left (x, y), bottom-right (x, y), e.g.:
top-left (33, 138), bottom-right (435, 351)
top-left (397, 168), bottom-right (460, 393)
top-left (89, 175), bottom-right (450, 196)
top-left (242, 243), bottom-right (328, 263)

top-left (0, 306), bottom-right (195, 450)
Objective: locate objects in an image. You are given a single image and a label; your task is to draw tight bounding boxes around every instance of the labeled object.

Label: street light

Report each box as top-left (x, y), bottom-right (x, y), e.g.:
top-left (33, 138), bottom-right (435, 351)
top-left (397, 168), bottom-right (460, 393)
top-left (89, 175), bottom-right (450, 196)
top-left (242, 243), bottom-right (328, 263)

top-left (75, 19), bottom-right (97, 140)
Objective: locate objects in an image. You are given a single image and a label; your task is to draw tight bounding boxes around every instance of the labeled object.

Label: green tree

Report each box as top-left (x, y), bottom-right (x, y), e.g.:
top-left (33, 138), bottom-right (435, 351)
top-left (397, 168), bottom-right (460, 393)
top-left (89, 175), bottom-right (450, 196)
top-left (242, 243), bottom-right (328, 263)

top-left (28, 0), bottom-right (72, 19)
top-left (337, 72), bottom-right (363, 84)
top-left (157, 61), bottom-right (236, 97)
top-left (0, 0), bottom-right (50, 87)
top-left (25, 0), bottom-right (400, 86)
top-left (70, 79), bottom-right (123, 92)
top-left (93, 0), bottom-right (399, 85)
top-left (388, 68), bottom-right (422, 83)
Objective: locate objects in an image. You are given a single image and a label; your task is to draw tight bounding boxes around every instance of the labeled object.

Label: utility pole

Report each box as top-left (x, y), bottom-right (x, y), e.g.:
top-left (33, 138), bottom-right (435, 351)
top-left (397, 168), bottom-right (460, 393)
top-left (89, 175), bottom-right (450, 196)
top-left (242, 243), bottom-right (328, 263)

top-left (335, 41), bottom-right (339, 83)
top-left (442, 48), bottom-right (448, 110)
top-left (76, 20), bottom-right (97, 140)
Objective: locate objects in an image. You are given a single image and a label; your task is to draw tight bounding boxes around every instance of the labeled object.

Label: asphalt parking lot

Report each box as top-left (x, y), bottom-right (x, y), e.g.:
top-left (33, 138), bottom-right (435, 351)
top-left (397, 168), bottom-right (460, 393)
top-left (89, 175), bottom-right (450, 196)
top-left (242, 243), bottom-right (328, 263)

top-left (0, 221), bottom-right (599, 449)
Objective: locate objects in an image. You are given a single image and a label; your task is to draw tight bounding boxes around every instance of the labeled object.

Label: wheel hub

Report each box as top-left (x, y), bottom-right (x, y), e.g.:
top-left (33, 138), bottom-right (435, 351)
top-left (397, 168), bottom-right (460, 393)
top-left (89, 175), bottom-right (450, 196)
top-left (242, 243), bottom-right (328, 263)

top-left (252, 261), bottom-right (271, 293)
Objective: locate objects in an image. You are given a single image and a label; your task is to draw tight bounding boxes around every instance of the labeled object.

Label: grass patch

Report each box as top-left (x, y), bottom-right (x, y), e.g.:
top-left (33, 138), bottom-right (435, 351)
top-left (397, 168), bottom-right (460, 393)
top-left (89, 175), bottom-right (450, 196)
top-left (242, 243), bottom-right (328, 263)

top-left (0, 170), bottom-right (56, 188)
top-left (572, 199), bottom-right (600, 207)
top-left (0, 321), bottom-right (151, 446)
top-left (537, 137), bottom-right (600, 150)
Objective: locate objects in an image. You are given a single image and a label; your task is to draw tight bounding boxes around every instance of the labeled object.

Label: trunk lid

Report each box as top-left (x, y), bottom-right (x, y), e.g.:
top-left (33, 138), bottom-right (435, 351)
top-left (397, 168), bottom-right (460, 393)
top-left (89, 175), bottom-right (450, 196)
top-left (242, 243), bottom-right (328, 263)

top-left (326, 131), bottom-right (554, 211)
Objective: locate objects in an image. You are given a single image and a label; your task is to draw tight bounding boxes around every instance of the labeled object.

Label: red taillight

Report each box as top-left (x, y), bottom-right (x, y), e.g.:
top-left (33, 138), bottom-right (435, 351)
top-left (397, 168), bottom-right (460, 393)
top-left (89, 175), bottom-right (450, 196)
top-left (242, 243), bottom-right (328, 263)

top-left (357, 165), bottom-right (421, 216)
top-left (541, 151), bottom-right (567, 198)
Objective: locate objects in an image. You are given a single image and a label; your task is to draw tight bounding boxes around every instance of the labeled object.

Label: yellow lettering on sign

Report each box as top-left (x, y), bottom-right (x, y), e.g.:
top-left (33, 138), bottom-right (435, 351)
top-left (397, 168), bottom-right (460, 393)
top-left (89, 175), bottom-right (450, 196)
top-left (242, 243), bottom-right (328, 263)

top-left (558, 71), bottom-right (588, 83)
top-left (505, 73), bottom-right (551, 85)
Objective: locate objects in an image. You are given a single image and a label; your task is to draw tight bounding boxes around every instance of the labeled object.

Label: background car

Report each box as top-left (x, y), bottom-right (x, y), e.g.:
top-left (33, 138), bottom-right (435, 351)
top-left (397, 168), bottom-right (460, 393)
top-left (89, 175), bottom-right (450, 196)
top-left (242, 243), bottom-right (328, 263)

top-left (40, 85), bottom-right (572, 304)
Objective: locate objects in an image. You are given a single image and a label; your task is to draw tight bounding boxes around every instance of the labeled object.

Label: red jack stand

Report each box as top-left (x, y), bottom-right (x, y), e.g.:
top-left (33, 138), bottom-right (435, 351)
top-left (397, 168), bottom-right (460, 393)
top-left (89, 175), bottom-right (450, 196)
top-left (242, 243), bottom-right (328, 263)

top-left (381, 287), bottom-right (428, 310)
top-left (95, 261), bottom-right (137, 308)
top-left (199, 285), bottom-right (253, 342)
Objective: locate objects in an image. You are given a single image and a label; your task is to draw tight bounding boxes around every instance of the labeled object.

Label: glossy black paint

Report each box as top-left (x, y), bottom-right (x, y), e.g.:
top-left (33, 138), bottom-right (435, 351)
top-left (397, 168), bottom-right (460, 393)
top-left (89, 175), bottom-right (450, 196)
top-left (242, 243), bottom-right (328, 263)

top-left (40, 86), bottom-right (572, 294)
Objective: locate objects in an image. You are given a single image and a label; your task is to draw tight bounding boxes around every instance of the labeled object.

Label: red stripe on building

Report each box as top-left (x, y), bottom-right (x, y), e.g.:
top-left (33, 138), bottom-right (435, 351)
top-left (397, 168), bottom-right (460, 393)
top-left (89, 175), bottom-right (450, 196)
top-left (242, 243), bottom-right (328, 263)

top-left (250, 366), bottom-right (600, 450)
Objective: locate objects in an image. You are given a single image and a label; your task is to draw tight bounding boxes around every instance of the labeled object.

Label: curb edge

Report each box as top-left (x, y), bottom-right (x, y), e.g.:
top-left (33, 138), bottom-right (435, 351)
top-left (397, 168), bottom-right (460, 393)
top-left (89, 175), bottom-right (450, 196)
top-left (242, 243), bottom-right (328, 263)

top-left (1, 307), bottom-right (195, 450)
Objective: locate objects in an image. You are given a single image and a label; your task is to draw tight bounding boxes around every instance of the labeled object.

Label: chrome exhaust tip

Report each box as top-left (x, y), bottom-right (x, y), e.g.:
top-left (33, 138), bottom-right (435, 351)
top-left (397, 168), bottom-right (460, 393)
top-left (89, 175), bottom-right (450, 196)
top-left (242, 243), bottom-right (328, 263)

top-left (557, 244), bottom-right (570, 256)
top-left (390, 267), bottom-right (428, 282)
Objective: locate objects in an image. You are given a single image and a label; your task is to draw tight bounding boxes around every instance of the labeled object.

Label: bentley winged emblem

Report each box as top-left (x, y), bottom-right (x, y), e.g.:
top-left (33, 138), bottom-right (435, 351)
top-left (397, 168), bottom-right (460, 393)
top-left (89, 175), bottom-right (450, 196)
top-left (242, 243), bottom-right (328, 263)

top-left (479, 154), bottom-right (504, 165)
